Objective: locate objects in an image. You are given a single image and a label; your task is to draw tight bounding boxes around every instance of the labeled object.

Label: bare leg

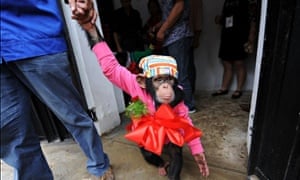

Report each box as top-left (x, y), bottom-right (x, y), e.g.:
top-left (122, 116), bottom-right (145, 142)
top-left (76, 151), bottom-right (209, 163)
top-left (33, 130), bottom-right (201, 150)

top-left (234, 60), bottom-right (246, 91)
top-left (212, 60), bottom-right (233, 96)
top-left (221, 60), bottom-right (233, 90)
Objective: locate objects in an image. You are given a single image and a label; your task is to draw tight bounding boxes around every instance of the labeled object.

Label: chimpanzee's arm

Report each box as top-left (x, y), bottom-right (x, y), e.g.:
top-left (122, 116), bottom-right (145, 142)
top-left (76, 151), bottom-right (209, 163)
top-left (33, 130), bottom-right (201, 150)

top-left (85, 26), bottom-right (105, 48)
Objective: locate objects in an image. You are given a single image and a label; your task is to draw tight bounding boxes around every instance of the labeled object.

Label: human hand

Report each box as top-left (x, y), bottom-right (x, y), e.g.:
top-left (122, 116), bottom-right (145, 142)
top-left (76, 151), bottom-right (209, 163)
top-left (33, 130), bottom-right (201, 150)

top-left (193, 153), bottom-right (209, 177)
top-left (78, 12), bottom-right (97, 31)
top-left (116, 46), bottom-right (123, 53)
top-left (68, 0), bottom-right (97, 30)
top-left (244, 41), bottom-right (254, 54)
top-left (156, 29), bottom-right (165, 43)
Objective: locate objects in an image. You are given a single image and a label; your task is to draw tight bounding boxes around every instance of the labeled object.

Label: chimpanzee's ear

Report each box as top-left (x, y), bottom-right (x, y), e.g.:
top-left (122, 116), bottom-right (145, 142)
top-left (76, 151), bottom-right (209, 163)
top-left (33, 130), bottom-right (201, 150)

top-left (136, 74), bottom-right (146, 88)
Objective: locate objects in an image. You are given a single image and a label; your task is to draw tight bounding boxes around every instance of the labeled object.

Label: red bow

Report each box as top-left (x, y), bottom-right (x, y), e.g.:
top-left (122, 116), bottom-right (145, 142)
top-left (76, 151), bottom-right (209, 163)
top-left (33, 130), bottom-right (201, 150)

top-left (125, 104), bottom-right (202, 155)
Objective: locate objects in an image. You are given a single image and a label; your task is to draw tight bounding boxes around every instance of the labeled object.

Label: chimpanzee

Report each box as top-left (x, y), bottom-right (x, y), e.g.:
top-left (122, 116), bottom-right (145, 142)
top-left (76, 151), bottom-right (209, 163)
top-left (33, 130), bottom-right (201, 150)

top-left (80, 22), bottom-right (209, 179)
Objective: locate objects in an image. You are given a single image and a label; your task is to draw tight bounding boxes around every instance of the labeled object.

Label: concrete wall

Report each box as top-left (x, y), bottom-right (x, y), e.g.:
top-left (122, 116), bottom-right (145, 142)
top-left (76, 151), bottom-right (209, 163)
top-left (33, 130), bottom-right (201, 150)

top-left (113, 0), bottom-right (257, 91)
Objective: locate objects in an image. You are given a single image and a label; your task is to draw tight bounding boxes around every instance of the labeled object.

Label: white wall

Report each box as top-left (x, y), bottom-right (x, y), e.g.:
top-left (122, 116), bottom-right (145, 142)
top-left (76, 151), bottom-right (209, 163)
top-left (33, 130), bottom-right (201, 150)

top-left (195, 0), bottom-right (256, 91)
top-left (113, 0), bottom-right (256, 91)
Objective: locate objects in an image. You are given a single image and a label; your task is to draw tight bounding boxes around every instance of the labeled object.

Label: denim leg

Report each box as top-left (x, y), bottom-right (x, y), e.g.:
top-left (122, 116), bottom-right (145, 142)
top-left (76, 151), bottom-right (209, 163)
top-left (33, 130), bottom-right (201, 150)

top-left (7, 52), bottom-right (110, 176)
top-left (167, 37), bottom-right (195, 109)
top-left (1, 65), bottom-right (53, 180)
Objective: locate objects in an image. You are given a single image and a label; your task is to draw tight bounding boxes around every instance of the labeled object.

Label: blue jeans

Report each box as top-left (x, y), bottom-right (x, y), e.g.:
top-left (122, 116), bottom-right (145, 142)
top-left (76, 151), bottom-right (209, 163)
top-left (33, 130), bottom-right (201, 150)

top-left (1, 52), bottom-right (110, 179)
top-left (166, 37), bottom-right (195, 110)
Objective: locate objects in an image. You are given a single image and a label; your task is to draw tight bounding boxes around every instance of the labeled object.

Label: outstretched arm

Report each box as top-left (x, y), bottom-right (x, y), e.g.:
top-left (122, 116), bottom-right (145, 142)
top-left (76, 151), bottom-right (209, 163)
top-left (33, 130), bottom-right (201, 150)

top-left (73, 9), bottom-right (143, 98)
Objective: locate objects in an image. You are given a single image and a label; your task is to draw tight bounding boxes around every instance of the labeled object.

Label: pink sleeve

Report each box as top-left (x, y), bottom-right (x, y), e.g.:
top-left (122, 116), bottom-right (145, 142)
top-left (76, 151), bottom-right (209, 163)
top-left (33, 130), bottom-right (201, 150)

top-left (175, 103), bottom-right (204, 155)
top-left (187, 137), bottom-right (204, 155)
top-left (92, 42), bottom-right (143, 97)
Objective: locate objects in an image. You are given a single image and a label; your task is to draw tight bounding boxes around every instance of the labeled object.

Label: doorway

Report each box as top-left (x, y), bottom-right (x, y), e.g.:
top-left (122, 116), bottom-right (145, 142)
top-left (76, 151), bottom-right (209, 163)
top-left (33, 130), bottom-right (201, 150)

top-left (95, 0), bottom-right (262, 178)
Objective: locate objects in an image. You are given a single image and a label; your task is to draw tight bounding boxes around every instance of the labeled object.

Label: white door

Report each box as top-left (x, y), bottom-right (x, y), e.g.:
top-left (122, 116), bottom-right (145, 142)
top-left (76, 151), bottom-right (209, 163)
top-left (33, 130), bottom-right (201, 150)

top-left (60, 1), bottom-right (124, 135)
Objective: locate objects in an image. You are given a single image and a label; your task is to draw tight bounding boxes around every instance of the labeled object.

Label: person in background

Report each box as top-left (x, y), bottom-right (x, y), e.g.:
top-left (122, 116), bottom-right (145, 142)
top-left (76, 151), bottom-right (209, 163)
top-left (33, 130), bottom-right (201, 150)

top-left (157, 0), bottom-right (197, 113)
top-left (1, 1), bottom-right (114, 179)
top-left (111, 0), bottom-right (144, 53)
top-left (212, 0), bottom-right (257, 99)
top-left (189, 0), bottom-right (203, 94)
top-left (143, 0), bottom-right (163, 54)
top-left (110, 0), bottom-right (145, 106)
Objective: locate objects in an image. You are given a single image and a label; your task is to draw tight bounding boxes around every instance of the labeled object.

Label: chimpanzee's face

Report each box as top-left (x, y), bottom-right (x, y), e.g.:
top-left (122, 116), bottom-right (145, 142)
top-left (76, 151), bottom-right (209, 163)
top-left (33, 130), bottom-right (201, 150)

top-left (152, 75), bottom-right (175, 104)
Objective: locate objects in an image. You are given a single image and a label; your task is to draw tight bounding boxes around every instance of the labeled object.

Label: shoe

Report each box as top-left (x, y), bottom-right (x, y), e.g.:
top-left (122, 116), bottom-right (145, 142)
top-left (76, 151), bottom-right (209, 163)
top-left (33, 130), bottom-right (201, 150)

top-left (211, 89), bottom-right (228, 96)
top-left (189, 108), bottom-right (197, 114)
top-left (91, 166), bottom-right (114, 180)
top-left (239, 103), bottom-right (250, 112)
top-left (231, 90), bottom-right (243, 99)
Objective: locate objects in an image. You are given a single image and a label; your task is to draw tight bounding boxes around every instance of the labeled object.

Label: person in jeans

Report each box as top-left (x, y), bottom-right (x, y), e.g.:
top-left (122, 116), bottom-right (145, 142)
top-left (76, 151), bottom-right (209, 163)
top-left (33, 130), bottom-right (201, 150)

top-left (156, 0), bottom-right (196, 113)
top-left (1, 1), bottom-right (114, 179)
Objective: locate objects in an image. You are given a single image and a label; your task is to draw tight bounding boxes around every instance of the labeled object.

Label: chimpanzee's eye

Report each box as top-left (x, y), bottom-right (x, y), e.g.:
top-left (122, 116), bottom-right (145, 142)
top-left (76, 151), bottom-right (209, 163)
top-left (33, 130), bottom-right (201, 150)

top-left (156, 78), bottom-right (164, 83)
top-left (153, 76), bottom-right (175, 87)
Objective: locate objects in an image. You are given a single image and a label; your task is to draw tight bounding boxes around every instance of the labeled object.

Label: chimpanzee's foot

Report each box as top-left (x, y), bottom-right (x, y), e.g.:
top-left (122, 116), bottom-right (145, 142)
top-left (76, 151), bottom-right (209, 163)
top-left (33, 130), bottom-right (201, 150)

top-left (158, 162), bottom-right (169, 176)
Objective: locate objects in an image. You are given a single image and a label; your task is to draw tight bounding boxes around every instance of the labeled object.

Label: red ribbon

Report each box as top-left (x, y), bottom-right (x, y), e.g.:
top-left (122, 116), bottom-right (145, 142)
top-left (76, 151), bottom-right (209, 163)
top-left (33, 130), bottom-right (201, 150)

top-left (125, 104), bottom-right (202, 155)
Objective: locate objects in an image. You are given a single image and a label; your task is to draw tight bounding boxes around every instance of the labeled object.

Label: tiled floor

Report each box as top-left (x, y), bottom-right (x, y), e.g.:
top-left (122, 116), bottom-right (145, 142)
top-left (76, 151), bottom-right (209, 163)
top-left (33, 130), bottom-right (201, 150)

top-left (1, 91), bottom-right (252, 180)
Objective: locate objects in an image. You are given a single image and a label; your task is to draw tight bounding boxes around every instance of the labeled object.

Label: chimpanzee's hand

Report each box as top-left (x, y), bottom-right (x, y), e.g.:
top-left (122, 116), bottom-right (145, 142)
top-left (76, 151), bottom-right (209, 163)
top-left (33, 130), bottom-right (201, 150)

top-left (193, 153), bottom-right (209, 177)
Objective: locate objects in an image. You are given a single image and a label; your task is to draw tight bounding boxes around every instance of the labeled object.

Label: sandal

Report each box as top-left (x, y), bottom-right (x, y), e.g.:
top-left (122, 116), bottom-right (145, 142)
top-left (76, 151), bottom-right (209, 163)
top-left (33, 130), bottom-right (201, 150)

top-left (231, 90), bottom-right (243, 99)
top-left (211, 89), bottom-right (228, 96)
